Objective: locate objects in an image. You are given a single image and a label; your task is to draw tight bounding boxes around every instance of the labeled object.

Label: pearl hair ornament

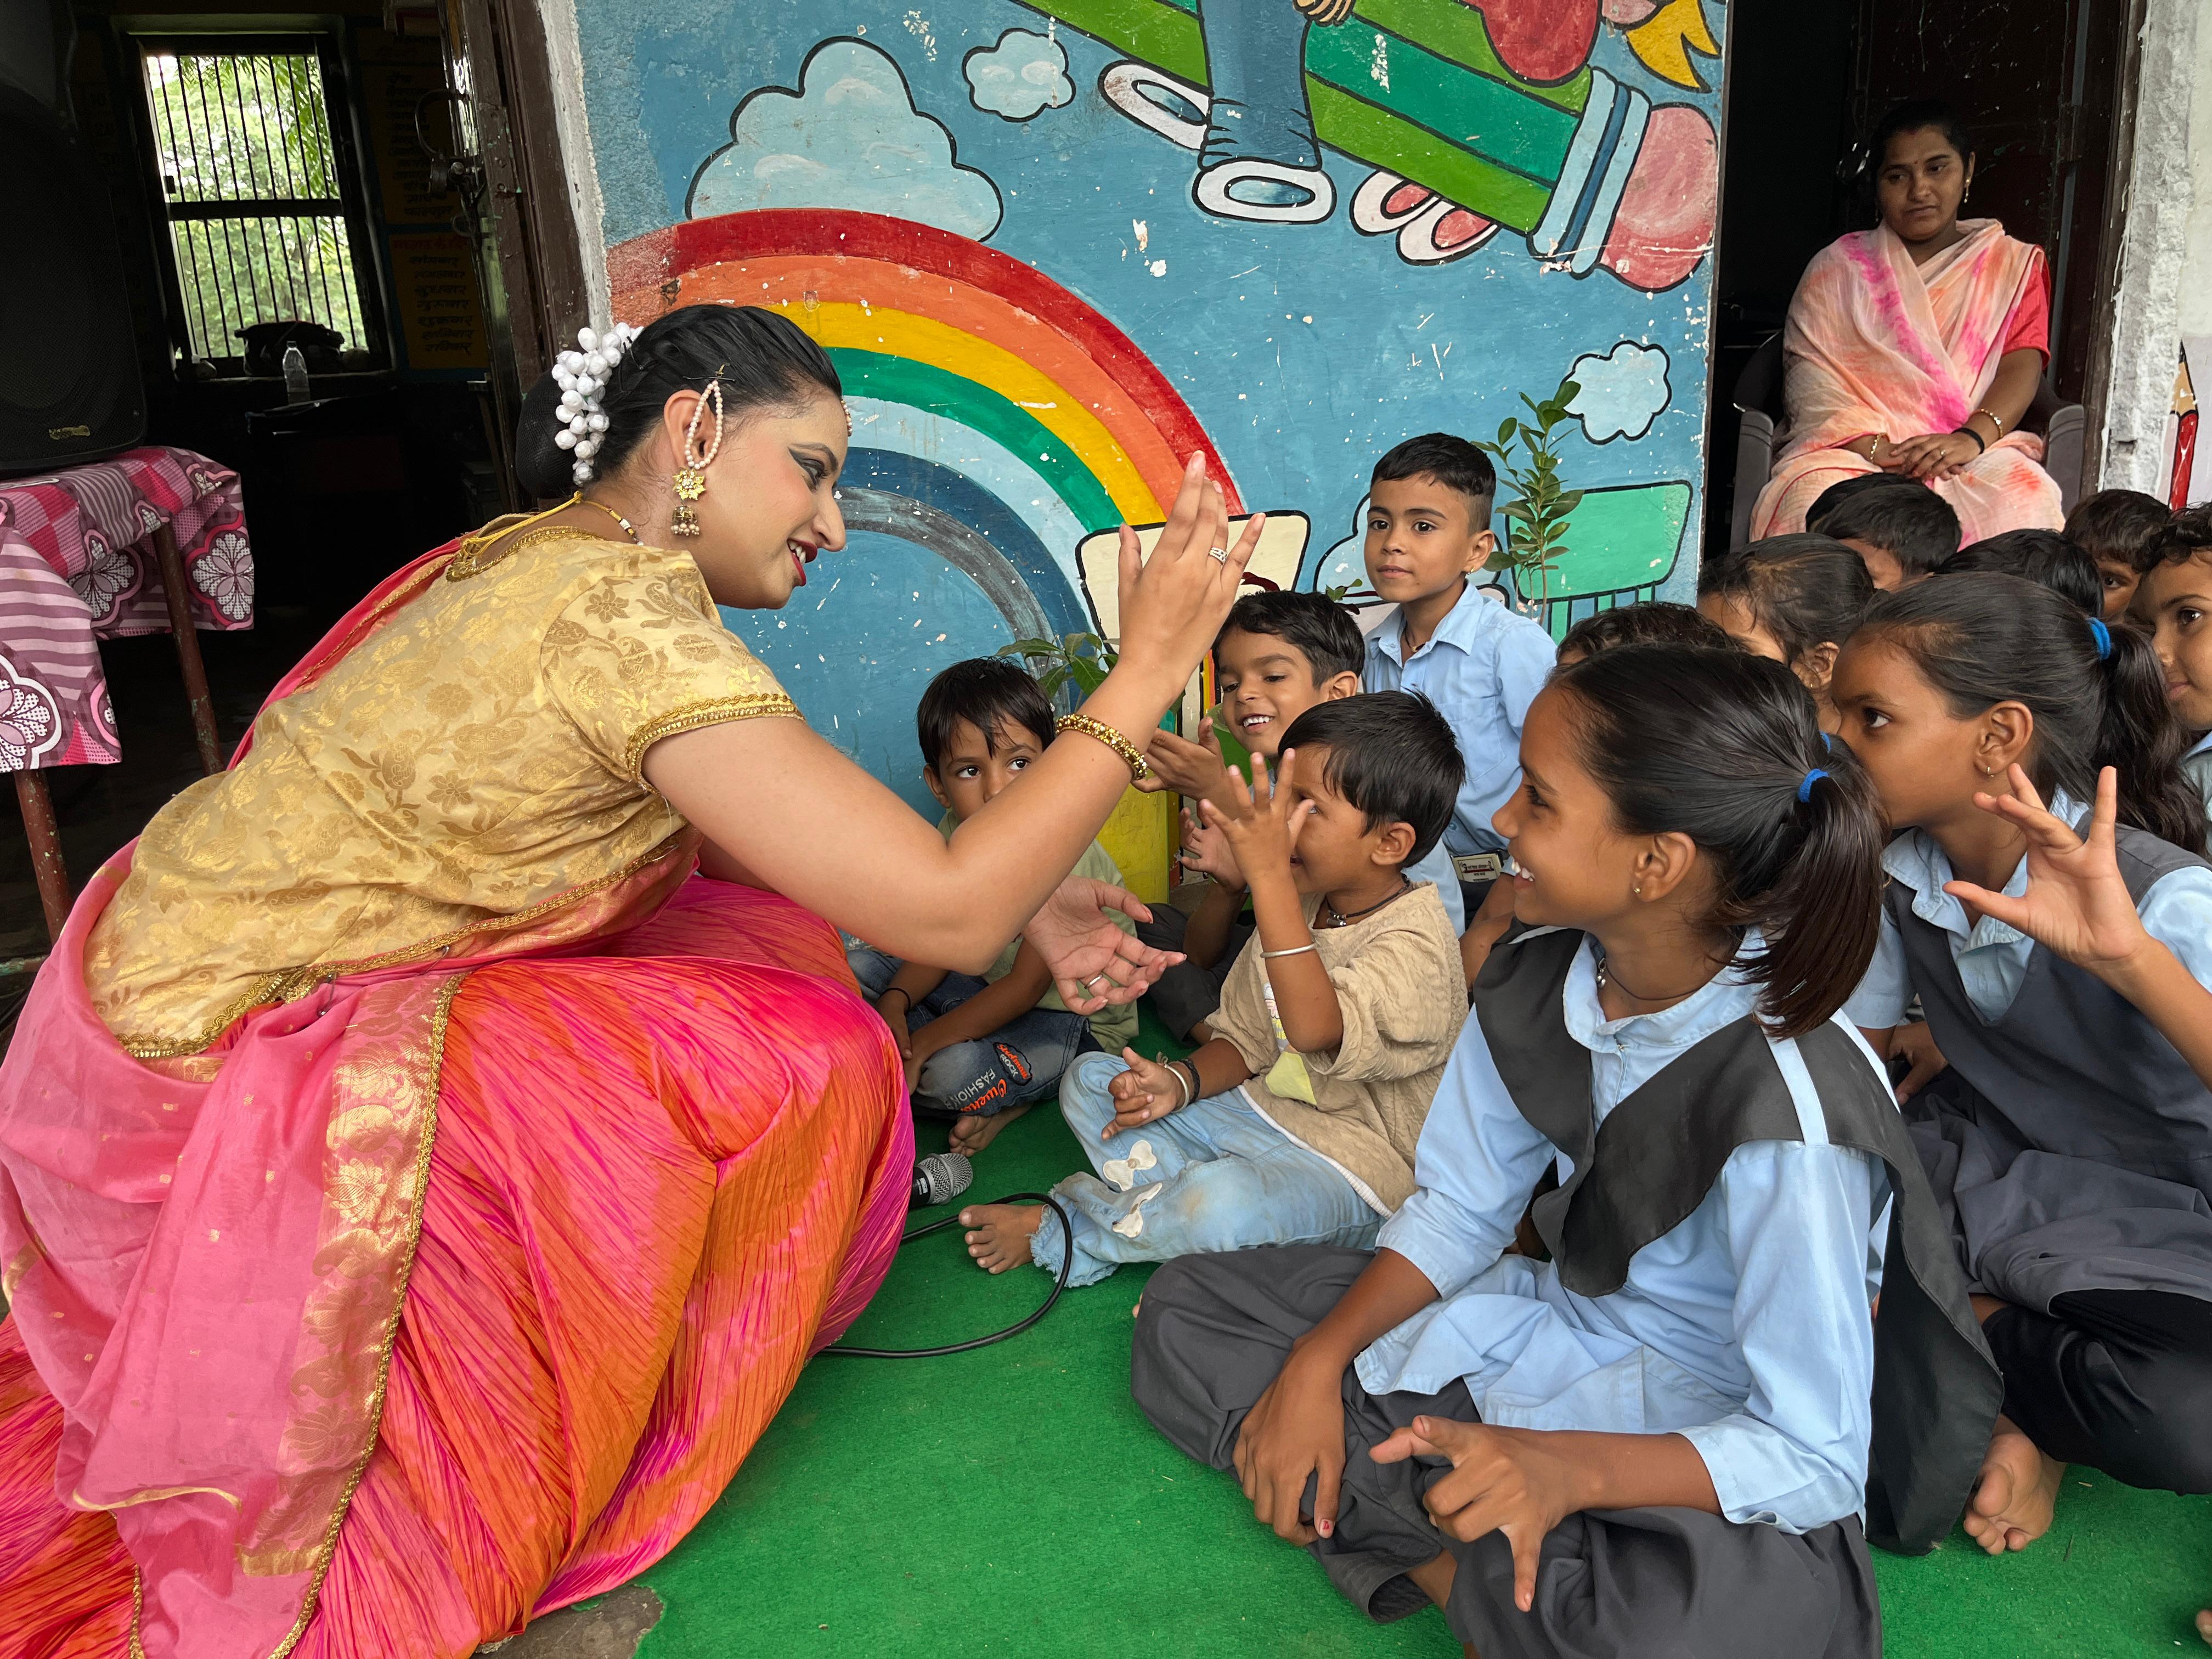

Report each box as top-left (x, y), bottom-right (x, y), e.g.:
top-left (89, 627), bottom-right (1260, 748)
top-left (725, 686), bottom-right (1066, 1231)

top-left (551, 323), bottom-right (640, 487)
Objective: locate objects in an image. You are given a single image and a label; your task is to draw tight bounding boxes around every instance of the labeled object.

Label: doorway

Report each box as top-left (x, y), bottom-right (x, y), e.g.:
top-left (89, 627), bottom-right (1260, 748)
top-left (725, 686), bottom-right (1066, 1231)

top-left (1706, 0), bottom-right (2140, 549)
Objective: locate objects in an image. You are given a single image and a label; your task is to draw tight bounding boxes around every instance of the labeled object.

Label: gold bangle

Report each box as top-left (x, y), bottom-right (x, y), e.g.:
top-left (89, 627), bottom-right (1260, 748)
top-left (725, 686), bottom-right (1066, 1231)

top-left (1057, 713), bottom-right (1152, 782)
top-left (1975, 407), bottom-right (2007, 437)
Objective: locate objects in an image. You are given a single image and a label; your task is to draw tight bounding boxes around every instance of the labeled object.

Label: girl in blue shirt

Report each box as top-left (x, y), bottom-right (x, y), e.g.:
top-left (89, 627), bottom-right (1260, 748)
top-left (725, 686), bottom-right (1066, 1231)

top-left (1134, 646), bottom-right (1994, 1659)
top-left (1833, 574), bottom-right (2212, 1560)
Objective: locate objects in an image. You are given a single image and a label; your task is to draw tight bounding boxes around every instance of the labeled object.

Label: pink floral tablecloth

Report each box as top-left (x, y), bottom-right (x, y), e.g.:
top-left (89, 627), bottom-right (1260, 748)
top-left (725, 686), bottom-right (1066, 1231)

top-left (0, 446), bottom-right (251, 770)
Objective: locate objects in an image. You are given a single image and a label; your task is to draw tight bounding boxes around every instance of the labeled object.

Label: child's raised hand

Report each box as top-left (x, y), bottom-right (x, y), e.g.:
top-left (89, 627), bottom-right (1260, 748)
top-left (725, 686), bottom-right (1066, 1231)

top-left (1198, 749), bottom-right (1313, 879)
top-left (1180, 806), bottom-right (1245, 887)
top-left (1103, 1047), bottom-right (1187, 1138)
top-left (1943, 765), bottom-right (2153, 978)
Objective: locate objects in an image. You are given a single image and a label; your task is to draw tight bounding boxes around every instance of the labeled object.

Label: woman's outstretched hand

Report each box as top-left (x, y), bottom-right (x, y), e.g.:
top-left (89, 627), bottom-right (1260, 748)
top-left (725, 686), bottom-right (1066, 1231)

top-left (1109, 454), bottom-right (1266, 702)
top-left (1028, 876), bottom-right (1182, 1012)
top-left (1942, 765), bottom-right (2151, 975)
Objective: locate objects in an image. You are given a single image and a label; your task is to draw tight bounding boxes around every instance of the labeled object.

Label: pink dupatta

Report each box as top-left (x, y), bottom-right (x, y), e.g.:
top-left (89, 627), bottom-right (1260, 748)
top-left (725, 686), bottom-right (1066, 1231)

top-left (1750, 220), bottom-right (2065, 543)
top-left (0, 540), bottom-right (904, 1656)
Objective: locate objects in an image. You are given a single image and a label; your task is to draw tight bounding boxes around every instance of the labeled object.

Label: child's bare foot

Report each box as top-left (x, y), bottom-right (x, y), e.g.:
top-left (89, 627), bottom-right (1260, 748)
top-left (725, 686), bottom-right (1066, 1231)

top-left (1964, 1418), bottom-right (2065, 1554)
top-left (2195, 1606), bottom-right (2210, 1646)
top-left (961, 1203), bottom-right (1043, 1273)
top-left (949, 1099), bottom-right (1030, 1155)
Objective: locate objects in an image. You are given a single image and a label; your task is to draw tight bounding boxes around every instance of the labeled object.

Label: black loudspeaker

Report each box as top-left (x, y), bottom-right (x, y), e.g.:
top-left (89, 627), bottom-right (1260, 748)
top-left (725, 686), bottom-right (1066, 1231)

top-left (0, 84), bottom-right (147, 477)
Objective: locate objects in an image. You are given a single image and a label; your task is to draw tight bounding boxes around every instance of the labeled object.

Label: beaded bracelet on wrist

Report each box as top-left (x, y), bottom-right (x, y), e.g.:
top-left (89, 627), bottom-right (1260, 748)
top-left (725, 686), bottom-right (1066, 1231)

top-left (1057, 714), bottom-right (1152, 782)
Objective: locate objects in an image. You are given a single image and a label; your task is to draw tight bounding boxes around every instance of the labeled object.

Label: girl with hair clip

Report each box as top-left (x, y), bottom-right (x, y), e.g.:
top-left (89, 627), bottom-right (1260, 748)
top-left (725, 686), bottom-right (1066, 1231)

top-left (1133, 645), bottom-right (1999, 1659)
top-left (1696, 534), bottom-right (1876, 732)
top-left (0, 304), bottom-right (1260, 1652)
top-left (1833, 573), bottom-right (2212, 1560)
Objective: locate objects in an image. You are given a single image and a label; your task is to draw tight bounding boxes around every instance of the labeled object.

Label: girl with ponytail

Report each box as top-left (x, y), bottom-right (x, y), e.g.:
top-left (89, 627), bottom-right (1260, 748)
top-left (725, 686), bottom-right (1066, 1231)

top-left (1833, 572), bottom-right (2212, 1561)
top-left (1133, 646), bottom-right (1995, 1658)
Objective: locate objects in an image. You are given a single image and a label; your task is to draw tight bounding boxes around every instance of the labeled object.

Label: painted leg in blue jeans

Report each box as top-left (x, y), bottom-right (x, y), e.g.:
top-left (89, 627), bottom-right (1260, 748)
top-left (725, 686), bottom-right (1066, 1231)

top-left (961, 1049), bottom-right (1380, 1282)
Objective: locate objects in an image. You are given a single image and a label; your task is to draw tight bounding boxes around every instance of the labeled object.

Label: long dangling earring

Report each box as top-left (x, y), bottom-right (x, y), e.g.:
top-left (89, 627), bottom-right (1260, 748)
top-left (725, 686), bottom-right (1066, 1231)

top-left (672, 378), bottom-right (724, 538)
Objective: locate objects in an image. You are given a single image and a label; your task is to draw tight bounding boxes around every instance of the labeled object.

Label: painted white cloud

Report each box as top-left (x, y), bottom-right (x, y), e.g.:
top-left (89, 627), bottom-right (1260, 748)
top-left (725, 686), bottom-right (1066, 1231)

top-left (687, 40), bottom-right (1001, 240)
top-left (964, 29), bottom-right (1074, 121)
top-left (1566, 341), bottom-right (1673, 443)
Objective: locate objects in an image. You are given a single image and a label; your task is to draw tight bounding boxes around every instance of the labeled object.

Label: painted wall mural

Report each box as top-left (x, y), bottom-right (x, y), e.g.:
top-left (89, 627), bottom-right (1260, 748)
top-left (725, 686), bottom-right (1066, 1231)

top-left (575, 0), bottom-right (1726, 828)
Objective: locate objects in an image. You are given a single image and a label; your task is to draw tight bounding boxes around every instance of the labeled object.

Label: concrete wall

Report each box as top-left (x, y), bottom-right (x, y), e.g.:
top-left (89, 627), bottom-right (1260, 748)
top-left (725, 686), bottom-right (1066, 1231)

top-left (544, 0), bottom-right (1727, 823)
top-left (2099, 0), bottom-right (2201, 498)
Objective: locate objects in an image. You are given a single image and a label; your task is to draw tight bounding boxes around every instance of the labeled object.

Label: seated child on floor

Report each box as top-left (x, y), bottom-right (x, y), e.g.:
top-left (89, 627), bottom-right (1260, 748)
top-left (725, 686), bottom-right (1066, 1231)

top-left (1938, 528), bottom-right (2102, 615)
top-left (2066, 486), bottom-right (2174, 620)
top-left (847, 658), bottom-right (1136, 1154)
top-left (1130, 645), bottom-right (1997, 1659)
top-left (959, 692), bottom-right (1466, 1283)
top-left (1455, 600), bottom-right (1740, 983)
top-left (2133, 504), bottom-right (2212, 821)
top-left (1135, 590), bottom-right (1464, 1042)
top-left (1835, 574), bottom-right (2212, 1554)
top-left (1813, 478), bottom-right (1961, 591)
top-left (1696, 534), bottom-right (1873, 732)
top-left (1359, 434), bottom-right (1559, 918)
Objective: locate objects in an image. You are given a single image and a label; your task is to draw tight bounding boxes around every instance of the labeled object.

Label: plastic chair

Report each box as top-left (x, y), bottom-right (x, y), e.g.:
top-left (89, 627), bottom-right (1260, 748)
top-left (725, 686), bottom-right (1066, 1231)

top-left (1728, 334), bottom-right (2086, 549)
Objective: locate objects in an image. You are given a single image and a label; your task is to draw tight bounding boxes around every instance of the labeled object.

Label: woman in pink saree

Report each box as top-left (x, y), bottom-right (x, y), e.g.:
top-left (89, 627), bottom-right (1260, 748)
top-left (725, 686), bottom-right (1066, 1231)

top-left (1752, 101), bottom-right (2066, 545)
top-left (0, 304), bottom-right (1260, 1657)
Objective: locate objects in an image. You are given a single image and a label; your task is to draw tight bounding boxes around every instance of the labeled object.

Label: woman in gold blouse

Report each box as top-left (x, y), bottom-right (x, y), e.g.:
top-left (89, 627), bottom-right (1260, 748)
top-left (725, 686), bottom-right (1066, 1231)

top-left (0, 304), bottom-right (1260, 1656)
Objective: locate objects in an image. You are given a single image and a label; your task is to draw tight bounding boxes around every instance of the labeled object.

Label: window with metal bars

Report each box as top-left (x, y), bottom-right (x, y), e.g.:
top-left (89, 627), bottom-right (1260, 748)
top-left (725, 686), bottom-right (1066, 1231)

top-left (137, 38), bottom-right (380, 371)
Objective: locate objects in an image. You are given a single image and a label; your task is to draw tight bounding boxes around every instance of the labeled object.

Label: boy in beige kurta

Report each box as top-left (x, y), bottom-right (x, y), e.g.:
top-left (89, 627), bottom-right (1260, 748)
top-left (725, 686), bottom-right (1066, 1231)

top-left (959, 693), bottom-right (1467, 1284)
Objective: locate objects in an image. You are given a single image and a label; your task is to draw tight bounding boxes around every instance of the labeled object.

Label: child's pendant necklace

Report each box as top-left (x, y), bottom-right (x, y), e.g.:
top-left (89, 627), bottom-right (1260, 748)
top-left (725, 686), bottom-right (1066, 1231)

top-left (1322, 878), bottom-right (1412, 929)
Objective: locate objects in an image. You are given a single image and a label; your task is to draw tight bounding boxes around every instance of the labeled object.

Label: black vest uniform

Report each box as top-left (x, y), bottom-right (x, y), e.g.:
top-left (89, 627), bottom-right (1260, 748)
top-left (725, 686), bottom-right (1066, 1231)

top-left (1132, 929), bottom-right (2003, 1658)
top-left (1895, 826), bottom-right (2212, 1492)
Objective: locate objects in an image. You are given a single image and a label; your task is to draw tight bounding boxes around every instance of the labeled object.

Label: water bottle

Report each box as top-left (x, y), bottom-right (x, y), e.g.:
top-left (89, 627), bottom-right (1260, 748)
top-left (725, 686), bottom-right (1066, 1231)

top-left (281, 343), bottom-right (309, 404)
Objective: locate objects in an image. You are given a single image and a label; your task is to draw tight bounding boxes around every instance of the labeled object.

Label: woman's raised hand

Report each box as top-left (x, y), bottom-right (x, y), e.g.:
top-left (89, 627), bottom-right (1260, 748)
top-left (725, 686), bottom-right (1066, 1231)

top-left (1942, 765), bottom-right (2152, 975)
top-left (1110, 454), bottom-right (1266, 702)
top-left (1027, 876), bottom-right (1182, 1012)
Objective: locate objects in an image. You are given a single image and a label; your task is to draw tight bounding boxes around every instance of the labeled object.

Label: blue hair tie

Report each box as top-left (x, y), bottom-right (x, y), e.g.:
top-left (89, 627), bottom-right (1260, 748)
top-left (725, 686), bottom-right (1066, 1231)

top-left (2089, 616), bottom-right (2112, 661)
top-left (1819, 731), bottom-right (1836, 751)
top-left (1797, 768), bottom-right (1829, 804)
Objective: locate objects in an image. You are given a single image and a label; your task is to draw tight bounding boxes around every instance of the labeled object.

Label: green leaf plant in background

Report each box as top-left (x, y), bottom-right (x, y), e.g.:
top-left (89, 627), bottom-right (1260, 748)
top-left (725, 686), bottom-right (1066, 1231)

top-left (1476, 375), bottom-right (1585, 620)
top-left (997, 632), bottom-right (1116, 703)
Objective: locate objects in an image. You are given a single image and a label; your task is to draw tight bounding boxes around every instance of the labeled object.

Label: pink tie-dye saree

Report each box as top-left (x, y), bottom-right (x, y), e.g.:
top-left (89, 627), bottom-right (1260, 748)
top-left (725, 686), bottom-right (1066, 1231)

top-left (1750, 220), bottom-right (2065, 543)
top-left (0, 544), bottom-right (912, 1657)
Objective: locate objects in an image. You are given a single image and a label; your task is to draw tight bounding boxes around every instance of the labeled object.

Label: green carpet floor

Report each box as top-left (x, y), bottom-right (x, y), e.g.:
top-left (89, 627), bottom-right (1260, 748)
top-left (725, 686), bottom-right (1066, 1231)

top-left (634, 1012), bottom-right (2211, 1656)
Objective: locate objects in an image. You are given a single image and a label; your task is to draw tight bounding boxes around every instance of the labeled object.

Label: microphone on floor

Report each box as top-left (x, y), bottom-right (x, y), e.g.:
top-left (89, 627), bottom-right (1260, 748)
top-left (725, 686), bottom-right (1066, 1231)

top-left (910, 1150), bottom-right (974, 1209)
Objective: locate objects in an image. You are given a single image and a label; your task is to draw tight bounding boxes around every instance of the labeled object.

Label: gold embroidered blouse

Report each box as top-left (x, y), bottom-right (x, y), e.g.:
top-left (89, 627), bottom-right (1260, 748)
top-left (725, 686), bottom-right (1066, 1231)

top-left (86, 530), bottom-right (799, 1053)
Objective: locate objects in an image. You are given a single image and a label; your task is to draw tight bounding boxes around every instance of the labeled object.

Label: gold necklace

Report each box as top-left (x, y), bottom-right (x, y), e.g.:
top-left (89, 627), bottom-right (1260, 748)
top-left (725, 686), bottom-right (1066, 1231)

top-left (575, 493), bottom-right (641, 543)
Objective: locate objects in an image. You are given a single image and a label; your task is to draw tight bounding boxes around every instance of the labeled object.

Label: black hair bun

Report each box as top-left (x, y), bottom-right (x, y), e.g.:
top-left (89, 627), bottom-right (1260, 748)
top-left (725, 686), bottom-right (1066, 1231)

top-left (513, 370), bottom-right (575, 502)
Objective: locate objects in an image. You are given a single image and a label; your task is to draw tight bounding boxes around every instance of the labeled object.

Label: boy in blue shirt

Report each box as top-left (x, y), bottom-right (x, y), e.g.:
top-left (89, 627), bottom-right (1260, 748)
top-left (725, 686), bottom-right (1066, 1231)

top-left (1359, 434), bottom-right (1556, 915)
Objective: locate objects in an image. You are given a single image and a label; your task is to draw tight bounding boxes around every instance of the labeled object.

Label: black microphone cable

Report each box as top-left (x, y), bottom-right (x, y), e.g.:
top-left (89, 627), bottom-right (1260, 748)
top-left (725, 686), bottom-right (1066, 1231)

top-left (819, 1191), bottom-right (1075, 1359)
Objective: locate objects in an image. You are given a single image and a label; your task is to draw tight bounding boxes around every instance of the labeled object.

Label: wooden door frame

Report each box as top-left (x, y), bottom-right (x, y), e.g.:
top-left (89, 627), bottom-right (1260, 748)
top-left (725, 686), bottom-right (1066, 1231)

top-left (439, 0), bottom-right (587, 400)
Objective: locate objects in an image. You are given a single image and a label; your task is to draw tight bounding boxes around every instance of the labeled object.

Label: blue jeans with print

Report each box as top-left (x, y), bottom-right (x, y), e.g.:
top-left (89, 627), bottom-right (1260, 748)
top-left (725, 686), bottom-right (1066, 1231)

top-left (1035, 1049), bottom-right (1380, 1286)
top-left (846, 944), bottom-right (1097, 1118)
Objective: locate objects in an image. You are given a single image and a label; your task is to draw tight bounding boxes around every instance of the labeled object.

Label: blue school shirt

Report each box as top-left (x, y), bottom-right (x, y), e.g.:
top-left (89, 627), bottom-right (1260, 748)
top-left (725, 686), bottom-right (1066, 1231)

top-left (1362, 584), bottom-right (1557, 857)
top-left (1842, 789), bottom-right (2212, 1028)
top-left (1357, 933), bottom-right (1889, 1535)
